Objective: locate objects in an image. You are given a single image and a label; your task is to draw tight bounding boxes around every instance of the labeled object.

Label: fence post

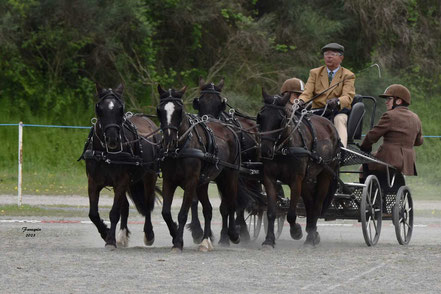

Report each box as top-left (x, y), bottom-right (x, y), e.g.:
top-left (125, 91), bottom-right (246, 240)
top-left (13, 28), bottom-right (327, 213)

top-left (18, 121), bottom-right (23, 207)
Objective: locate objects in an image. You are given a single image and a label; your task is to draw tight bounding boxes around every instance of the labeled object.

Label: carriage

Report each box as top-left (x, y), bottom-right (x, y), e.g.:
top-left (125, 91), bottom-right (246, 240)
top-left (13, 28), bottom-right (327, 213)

top-left (244, 95), bottom-right (414, 246)
top-left (83, 83), bottom-right (413, 250)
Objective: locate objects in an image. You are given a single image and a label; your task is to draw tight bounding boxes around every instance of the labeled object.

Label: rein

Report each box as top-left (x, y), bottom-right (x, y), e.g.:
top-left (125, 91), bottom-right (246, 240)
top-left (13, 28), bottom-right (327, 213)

top-left (177, 115), bottom-right (209, 142)
top-left (257, 100), bottom-right (304, 136)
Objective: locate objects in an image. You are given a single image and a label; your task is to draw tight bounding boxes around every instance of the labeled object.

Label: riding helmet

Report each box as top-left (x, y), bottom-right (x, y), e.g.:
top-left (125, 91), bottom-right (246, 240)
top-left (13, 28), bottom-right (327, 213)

top-left (379, 84), bottom-right (411, 104)
top-left (280, 78), bottom-right (305, 94)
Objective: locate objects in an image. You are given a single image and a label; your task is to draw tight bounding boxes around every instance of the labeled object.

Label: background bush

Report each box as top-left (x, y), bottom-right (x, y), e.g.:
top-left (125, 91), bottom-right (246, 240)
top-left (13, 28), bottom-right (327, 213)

top-left (0, 0), bottom-right (439, 196)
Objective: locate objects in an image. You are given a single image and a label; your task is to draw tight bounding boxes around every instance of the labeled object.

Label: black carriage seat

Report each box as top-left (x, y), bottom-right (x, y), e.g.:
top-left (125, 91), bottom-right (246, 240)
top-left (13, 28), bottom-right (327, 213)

top-left (347, 95), bottom-right (365, 144)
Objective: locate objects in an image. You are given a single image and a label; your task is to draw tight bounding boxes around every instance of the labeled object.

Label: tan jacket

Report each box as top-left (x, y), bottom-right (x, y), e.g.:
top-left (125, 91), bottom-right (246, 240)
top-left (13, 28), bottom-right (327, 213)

top-left (299, 66), bottom-right (355, 109)
top-left (361, 106), bottom-right (423, 175)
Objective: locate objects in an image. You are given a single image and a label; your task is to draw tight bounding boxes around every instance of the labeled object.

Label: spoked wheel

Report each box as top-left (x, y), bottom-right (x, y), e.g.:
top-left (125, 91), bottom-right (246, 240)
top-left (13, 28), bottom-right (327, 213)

top-left (245, 210), bottom-right (263, 241)
top-left (393, 186), bottom-right (413, 245)
top-left (263, 211), bottom-right (285, 240)
top-left (360, 175), bottom-right (383, 246)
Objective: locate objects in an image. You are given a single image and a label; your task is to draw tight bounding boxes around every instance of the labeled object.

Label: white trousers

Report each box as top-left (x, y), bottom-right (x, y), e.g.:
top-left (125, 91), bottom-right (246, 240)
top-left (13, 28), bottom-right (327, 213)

top-left (334, 113), bottom-right (348, 147)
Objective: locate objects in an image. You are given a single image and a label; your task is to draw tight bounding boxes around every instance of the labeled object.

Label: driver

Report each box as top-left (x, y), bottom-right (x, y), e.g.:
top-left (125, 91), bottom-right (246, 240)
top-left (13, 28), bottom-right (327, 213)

top-left (360, 84), bottom-right (423, 176)
top-left (298, 43), bottom-right (355, 147)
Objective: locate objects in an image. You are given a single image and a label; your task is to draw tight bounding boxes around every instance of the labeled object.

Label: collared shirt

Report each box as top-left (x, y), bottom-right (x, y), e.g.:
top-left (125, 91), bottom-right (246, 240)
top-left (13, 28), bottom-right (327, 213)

top-left (326, 66), bottom-right (340, 77)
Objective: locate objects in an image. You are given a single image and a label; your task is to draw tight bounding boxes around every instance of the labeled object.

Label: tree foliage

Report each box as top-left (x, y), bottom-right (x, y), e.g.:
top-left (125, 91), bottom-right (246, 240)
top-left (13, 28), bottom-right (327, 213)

top-left (1, 0), bottom-right (440, 122)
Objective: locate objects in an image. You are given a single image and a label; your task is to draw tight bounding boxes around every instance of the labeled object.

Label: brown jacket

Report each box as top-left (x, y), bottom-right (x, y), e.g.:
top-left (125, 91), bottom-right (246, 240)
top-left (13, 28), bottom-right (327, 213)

top-left (299, 66), bottom-right (355, 109)
top-left (361, 106), bottom-right (423, 175)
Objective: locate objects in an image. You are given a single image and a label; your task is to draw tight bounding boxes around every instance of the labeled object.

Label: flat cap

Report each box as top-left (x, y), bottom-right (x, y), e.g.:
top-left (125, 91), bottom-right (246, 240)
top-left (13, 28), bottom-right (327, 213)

top-left (379, 84), bottom-right (411, 104)
top-left (321, 43), bottom-right (344, 54)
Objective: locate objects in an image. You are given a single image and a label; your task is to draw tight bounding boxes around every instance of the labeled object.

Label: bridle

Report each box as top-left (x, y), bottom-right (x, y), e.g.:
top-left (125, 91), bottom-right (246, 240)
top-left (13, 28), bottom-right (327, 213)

top-left (257, 98), bottom-right (307, 159)
top-left (94, 90), bottom-right (126, 154)
top-left (193, 83), bottom-right (226, 112)
top-left (257, 103), bottom-right (287, 160)
top-left (157, 90), bottom-right (187, 152)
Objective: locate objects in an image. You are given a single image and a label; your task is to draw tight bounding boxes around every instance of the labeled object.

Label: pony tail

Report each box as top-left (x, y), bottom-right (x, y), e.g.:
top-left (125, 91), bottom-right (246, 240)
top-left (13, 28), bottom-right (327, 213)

top-left (128, 180), bottom-right (155, 216)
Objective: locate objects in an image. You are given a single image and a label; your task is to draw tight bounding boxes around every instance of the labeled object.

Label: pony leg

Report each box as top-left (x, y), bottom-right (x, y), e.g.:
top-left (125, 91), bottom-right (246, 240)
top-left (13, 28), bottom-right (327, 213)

top-left (218, 202), bottom-right (230, 246)
top-left (105, 186), bottom-right (126, 248)
top-left (88, 179), bottom-right (108, 242)
top-left (173, 180), bottom-right (198, 250)
top-left (287, 175), bottom-right (304, 240)
top-left (262, 176), bottom-right (278, 248)
top-left (216, 172), bottom-right (240, 246)
top-left (305, 173), bottom-right (333, 246)
top-left (236, 209), bottom-right (249, 242)
top-left (196, 183), bottom-right (214, 251)
top-left (187, 197), bottom-right (204, 244)
top-left (236, 177), bottom-right (259, 242)
top-left (161, 181), bottom-right (178, 242)
top-left (116, 196), bottom-right (130, 247)
top-left (143, 173), bottom-right (157, 246)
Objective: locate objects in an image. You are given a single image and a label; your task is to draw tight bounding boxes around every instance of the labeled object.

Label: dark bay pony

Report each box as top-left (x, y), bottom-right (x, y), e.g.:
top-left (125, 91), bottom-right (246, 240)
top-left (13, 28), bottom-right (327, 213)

top-left (257, 90), bottom-right (340, 247)
top-left (81, 84), bottom-right (159, 249)
top-left (190, 78), bottom-right (261, 242)
top-left (156, 85), bottom-right (240, 251)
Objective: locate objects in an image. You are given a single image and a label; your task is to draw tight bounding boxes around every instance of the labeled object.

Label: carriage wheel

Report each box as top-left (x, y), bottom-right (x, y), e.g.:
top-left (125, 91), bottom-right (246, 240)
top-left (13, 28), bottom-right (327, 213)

top-left (263, 211), bottom-right (285, 240)
top-left (393, 186), bottom-right (413, 245)
top-left (360, 175), bottom-right (383, 246)
top-left (246, 210), bottom-right (263, 241)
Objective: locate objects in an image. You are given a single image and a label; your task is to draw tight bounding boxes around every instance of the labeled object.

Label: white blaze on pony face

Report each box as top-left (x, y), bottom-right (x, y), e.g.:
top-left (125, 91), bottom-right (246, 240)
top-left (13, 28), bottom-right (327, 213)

top-left (108, 101), bottom-right (115, 110)
top-left (164, 102), bottom-right (176, 135)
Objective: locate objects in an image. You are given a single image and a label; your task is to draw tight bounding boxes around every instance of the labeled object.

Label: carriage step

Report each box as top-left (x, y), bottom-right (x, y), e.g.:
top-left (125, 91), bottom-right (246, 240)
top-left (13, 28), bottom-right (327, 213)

top-left (334, 193), bottom-right (355, 199)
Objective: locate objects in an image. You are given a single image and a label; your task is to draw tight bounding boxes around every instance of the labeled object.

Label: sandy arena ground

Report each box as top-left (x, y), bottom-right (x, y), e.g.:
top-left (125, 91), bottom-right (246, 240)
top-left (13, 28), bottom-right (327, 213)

top-left (1, 194), bottom-right (441, 293)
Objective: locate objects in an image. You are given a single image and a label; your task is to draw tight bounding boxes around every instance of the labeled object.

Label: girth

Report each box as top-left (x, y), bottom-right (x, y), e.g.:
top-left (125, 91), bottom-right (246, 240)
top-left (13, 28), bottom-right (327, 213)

top-left (82, 149), bottom-right (156, 168)
top-left (78, 119), bottom-right (159, 172)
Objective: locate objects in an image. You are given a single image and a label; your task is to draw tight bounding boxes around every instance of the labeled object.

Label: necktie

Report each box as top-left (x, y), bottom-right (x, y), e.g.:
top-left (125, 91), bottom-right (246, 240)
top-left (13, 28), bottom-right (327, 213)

top-left (328, 71), bottom-right (334, 83)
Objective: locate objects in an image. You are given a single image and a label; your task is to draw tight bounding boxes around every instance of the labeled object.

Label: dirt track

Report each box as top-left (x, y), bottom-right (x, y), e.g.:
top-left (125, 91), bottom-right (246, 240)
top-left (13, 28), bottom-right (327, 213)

top-left (1, 195), bottom-right (441, 293)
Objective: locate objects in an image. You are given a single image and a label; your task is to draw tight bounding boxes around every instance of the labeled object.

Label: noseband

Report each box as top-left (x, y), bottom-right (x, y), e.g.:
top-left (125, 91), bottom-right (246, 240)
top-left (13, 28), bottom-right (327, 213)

top-left (95, 90), bottom-right (126, 154)
top-left (157, 90), bottom-right (187, 153)
top-left (257, 103), bottom-right (288, 159)
top-left (158, 91), bottom-right (184, 132)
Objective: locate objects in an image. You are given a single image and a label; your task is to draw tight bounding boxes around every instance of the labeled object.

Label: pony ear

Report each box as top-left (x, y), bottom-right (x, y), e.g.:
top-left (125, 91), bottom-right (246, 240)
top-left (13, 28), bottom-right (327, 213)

top-left (95, 83), bottom-right (105, 97)
top-left (157, 84), bottom-right (166, 96)
top-left (114, 83), bottom-right (124, 97)
top-left (280, 92), bottom-right (291, 105)
top-left (217, 78), bottom-right (225, 90)
top-left (192, 98), bottom-right (199, 110)
top-left (178, 85), bottom-right (187, 95)
top-left (199, 77), bottom-right (206, 88)
top-left (262, 88), bottom-right (273, 104)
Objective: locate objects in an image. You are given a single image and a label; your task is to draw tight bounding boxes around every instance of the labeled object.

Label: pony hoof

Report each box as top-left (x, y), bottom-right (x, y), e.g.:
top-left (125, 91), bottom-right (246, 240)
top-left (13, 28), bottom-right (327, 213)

top-left (192, 230), bottom-right (204, 245)
top-left (261, 244), bottom-right (274, 250)
top-left (290, 223), bottom-right (303, 240)
top-left (116, 229), bottom-right (129, 247)
top-left (105, 244), bottom-right (117, 251)
top-left (170, 247), bottom-right (183, 254)
top-left (240, 231), bottom-right (251, 243)
top-left (304, 232), bottom-right (320, 246)
top-left (198, 239), bottom-right (214, 252)
top-left (230, 235), bottom-right (240, 245)
top-left (144, 235), bottom-right (155, 246)
top-left (218, 239), bottom-right (230, 247)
